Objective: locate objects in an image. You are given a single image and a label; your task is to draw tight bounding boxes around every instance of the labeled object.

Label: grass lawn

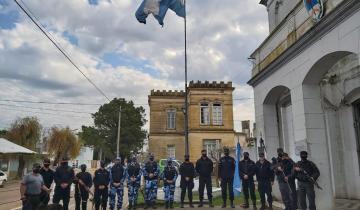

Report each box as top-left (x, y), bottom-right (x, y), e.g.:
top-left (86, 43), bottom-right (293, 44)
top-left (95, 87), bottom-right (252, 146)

top-left (134, 190), bottom-right (262, 208)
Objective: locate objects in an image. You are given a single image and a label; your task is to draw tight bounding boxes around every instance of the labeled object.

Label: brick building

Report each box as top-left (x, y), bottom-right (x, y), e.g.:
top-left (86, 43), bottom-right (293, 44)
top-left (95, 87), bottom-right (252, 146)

top-left (148, 81), bottom-right (235, 162)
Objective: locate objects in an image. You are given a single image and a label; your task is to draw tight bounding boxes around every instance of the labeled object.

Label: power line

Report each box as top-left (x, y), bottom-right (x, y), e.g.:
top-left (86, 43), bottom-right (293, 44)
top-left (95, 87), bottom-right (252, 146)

top-left (0, 103), bottom-right (92, 114)
top-left (13, 0), bottom-right (111, 102)
top-left (0, 99), bottom-right (102, 106)
top-left (0, 107), bottom-right (90, 119)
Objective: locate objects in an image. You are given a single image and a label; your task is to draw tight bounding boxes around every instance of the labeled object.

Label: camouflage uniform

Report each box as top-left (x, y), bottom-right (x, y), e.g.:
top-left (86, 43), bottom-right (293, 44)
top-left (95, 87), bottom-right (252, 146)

top-left (126, 158), bottom-right (141, 210)
top-left (161, 159), bottom-right (178, 209)
top-left (142, 155), bottom-right (160, 209)
top-left (109, 158), bottom-right (126, 210)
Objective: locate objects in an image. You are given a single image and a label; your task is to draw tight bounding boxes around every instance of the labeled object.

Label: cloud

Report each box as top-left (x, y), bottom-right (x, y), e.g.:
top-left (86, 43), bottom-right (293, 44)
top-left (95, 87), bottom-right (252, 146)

top-left (0, 0), bottom-right (268, 131)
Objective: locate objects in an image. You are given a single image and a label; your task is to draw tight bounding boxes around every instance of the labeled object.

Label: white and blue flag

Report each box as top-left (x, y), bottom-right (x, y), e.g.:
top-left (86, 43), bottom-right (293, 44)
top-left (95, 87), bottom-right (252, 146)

top-left (135, 0), bottom-right (185, 26)
top-left (233, 141), bottom-right (242, 196)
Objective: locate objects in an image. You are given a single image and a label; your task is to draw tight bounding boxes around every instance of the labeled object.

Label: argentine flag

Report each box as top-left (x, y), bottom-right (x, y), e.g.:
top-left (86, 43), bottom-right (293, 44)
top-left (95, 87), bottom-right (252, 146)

top-left (136, 0), bottom-right (186, 26)
top-left (233, 141), bottom-right (242, 196)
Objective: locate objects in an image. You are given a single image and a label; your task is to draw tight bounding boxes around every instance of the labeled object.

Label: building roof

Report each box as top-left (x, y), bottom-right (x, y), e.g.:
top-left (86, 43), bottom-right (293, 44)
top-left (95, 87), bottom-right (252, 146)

top-left (0, 138), bottom-right (37, 154)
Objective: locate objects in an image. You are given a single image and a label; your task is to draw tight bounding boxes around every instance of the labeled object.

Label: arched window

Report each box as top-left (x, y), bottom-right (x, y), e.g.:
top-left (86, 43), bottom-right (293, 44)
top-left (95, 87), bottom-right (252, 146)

top-left (200, 102), bottom-right (210, 125)
top-left (212, 102), bottom-right (223, 125)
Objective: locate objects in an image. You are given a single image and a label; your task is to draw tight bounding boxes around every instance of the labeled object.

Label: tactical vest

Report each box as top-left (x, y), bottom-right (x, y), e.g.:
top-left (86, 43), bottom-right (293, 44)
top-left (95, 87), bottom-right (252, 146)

top-left (128, 163), bottom-right (140, 177)
top-left (111, 164), bottom-right (124, 183)
top-left (164, 166), bottom-right (176, 180)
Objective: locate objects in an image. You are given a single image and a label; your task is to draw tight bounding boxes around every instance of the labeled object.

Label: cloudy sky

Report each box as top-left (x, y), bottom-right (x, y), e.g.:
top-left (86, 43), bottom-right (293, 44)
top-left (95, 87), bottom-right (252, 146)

top-left (0, 0), bottom-right (268, 132)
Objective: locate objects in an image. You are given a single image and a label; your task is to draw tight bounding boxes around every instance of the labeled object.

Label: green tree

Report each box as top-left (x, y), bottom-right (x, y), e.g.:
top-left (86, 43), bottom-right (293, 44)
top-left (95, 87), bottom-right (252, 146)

top-left (80, 98), bottom-right (147, 160)
top-left (47, 127), bottom-right (81, 164)
top-left (6, 117), bottom-right (41, 177)
top-left (0, 129), bottom-right (7, 138)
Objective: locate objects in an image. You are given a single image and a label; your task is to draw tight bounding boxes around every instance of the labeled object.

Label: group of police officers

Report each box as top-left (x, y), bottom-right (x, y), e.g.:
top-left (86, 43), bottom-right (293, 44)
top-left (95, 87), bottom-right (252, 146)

top-left (21, 148), bottom-right (320, 210)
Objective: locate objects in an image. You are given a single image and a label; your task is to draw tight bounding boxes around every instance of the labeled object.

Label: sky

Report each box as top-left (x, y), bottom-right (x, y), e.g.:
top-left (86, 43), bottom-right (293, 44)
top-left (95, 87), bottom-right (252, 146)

top-left (0, 0), bottom-right (268, 132)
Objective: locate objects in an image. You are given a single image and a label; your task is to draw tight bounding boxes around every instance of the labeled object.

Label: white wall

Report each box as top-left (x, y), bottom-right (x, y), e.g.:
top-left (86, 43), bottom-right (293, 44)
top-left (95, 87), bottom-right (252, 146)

top-left (252, 8), bottom-right (360, 210)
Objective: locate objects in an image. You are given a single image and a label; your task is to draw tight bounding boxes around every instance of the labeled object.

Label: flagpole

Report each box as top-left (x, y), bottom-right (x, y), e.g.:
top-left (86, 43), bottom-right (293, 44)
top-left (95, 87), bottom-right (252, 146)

top-left (184, 0), bottom-right (189, 157)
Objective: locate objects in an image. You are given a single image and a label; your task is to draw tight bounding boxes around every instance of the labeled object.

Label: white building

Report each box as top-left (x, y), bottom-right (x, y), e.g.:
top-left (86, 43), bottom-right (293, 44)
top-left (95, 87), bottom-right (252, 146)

top-left (71, 146), bottom-right (94, 169)
top-left (249, 0), bottom-right (360, 209)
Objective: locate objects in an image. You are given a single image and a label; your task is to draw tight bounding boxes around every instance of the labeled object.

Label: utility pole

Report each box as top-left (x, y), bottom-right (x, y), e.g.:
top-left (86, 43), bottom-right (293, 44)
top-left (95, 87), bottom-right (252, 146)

top-left (184, 0), bottom-right (189, 157)
top-left (117, 105), bottom-right (121, 158)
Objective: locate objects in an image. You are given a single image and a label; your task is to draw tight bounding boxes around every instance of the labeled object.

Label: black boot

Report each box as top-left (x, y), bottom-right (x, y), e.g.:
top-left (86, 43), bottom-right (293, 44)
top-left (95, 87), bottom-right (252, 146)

top-left (180, 202), bottom-right (184, 208)
top-left (222, 200), bottom-right (226, 208)
top-left (152, 201), bottom-right (157, 209)
top-left (133, 202), bottom-right (137, 210)
top-left (170, 201), bottom-right (174, 209)
top-left (209, 199), bottom-right (214, 208)
top-left (241, 200), bottom-right (249, 208)
top-left (252, 202), bottom-right (257, 210)
top-left (198, 200), bottom-right (203, 208)
top-left (268, 203), bottom-right (273, 210)
top-left (259, 203), bottom-right (266, 210)
top-left (144, 201), bottom-right (149, 209)
top-left (230, 200), bottom-right (235, 208)
top-left (189, 200), bottom-right (194, 208)
top-left (128, 203), bottom-right (133, 210)
top-left (165, 201), bottom-right (169, 209)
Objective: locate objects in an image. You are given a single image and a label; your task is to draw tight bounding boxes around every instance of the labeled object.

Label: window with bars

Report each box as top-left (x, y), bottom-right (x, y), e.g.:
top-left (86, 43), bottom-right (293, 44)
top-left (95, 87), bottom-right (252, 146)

top-left (167, 145), bottom-right (176, 159)
top-left (203, 139), bottom-right (220, 157)
top-left (167, 109), bottom-right (176, 129)
top-left (212, 103), bottom-right (223, 125)
top-left (200, 103), bottom-right (210, 125)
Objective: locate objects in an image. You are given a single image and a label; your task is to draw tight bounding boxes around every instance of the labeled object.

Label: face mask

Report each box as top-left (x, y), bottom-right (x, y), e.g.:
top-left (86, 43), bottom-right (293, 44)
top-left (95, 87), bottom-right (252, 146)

top-left (44, 164), bottom-right (50, 168)
top-left (33, 169), bottom-right (40, 174)
top-left (300, 155), bottom-right (307, 160)
top-left (185, 158), bottom-right (189, 161)
top-left (202, 154), bottom-right (207, 158)
top-left (224, 152), bottom-right (229, 156)
top-left (278, 153), bottom-right (283, 158)
top-left (244, 155), bottom-right (249, 160)
top-left (100, 163), bottom-right (106, 168)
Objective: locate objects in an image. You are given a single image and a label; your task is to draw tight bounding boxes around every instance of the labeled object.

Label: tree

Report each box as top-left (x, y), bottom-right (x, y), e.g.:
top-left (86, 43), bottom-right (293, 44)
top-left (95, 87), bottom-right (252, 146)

top-left (47, 127), bottom-right (81, 164)
top-left (6, 117), bottom-right (41, 177)
top-left (0, 129), bottom-right (7, 138)
top-left (80, 98), bottom-right (147, 160)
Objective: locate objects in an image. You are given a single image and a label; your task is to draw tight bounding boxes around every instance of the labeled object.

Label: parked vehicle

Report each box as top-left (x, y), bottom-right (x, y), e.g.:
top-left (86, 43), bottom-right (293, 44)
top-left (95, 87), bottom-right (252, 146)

top-left (159, 159), bottom-right (182, 173)
top-left (0, 170), bottom-right (8, 187)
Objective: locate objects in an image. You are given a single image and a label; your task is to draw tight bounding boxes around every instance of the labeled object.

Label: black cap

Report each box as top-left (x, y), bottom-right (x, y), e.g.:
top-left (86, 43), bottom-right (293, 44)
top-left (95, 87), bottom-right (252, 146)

top-left (224, 147), bottom-right (230, 153)
top-left (201, 149), bottom-right (207, 153)
top-left (259, 152), bottom-right (265, 157)
top-left (300, 151), bottom-right (308, 156)
top-left (277, 148), bottom-right (284, 154)
top-left (184, 155), bottom-right (190, 159)
top-left (43, 158), bottom-right (51, 164)
top-left (243, 152), bottom-right (249, 156)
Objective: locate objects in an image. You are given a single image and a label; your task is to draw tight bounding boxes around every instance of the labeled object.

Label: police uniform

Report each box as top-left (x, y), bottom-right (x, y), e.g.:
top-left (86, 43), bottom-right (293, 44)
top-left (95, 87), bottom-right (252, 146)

top-left (39, 166), bottom-right (54, 206)
top-left (142, 157), bottom-right (160, 209)
top-left (126, 158), bottom-right (141, 210)
top-left (53, 160), bottom-right (75, 210)
top-left (293, 151), bottom-right (320, 210)
top-left (195, 153), bottom-right (214, 207)
top-left (179, 157), bottom-right (195, 208)
top-left (218, 150), bottom-right (236, 208)
top-left (109, 160), bottom-right (126, 210)
top-left (255, 156), bottom-right (274, 210)
top-left (93, 163), bottom-right (110, 210)
top-left (239, 153), bottom-right (256, 208)
top-left (161, 159), bottom-right (178, 209)
top-left (272, 155), bottom-right (294, 210)
top-left (74, 165), bottom-right (93, 210)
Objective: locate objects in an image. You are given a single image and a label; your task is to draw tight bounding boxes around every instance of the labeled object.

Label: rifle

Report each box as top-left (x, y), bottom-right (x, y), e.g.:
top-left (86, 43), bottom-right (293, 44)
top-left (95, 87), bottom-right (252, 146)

top-left (271, 157), bottom-right (293, 194)
top-left (300, 168), bottom-right (323, 190)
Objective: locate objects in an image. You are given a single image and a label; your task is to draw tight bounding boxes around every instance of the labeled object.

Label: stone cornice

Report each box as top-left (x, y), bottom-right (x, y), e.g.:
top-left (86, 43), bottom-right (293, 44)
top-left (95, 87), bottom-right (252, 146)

top-left (188, 81), bottom-right (234, 90)
top-left (248, 0), bottom-right (360, 86)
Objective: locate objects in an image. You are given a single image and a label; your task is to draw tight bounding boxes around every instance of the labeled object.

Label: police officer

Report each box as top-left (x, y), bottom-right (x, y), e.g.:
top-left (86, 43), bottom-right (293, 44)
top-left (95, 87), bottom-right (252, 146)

top-left (255, 152), bottom-right (274, 210)
top-left (196, 149), bottom-right (214, 208)
top-left (179, 155), bottom-right (195, 208)
top-left (93, 161), bottom-right (110, 210)
top-left (272, 149), bottom-right (293, 210)
top-left (39, 158), bottom-right (54, 206)
top-left (282, 153), bottom-right (297, 209)
top-left (239, 152), bottom-right (256, 209)
top-left (218, 147), bottom-right (235, 208)
top-left (143, 154), bottom-right (160, 209)
top-left (293, 151), bottom-right (320, 210)
top-left (161, 158), bottom-right (178, 209)
top-left (109, 157), bottom-right (126, 210)
top-left (53, 157), bottom-right (75, 210)
top-left (126, 156), bottom-right (141, 210)
top-left (74, 164), bottom-right (93, 210)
